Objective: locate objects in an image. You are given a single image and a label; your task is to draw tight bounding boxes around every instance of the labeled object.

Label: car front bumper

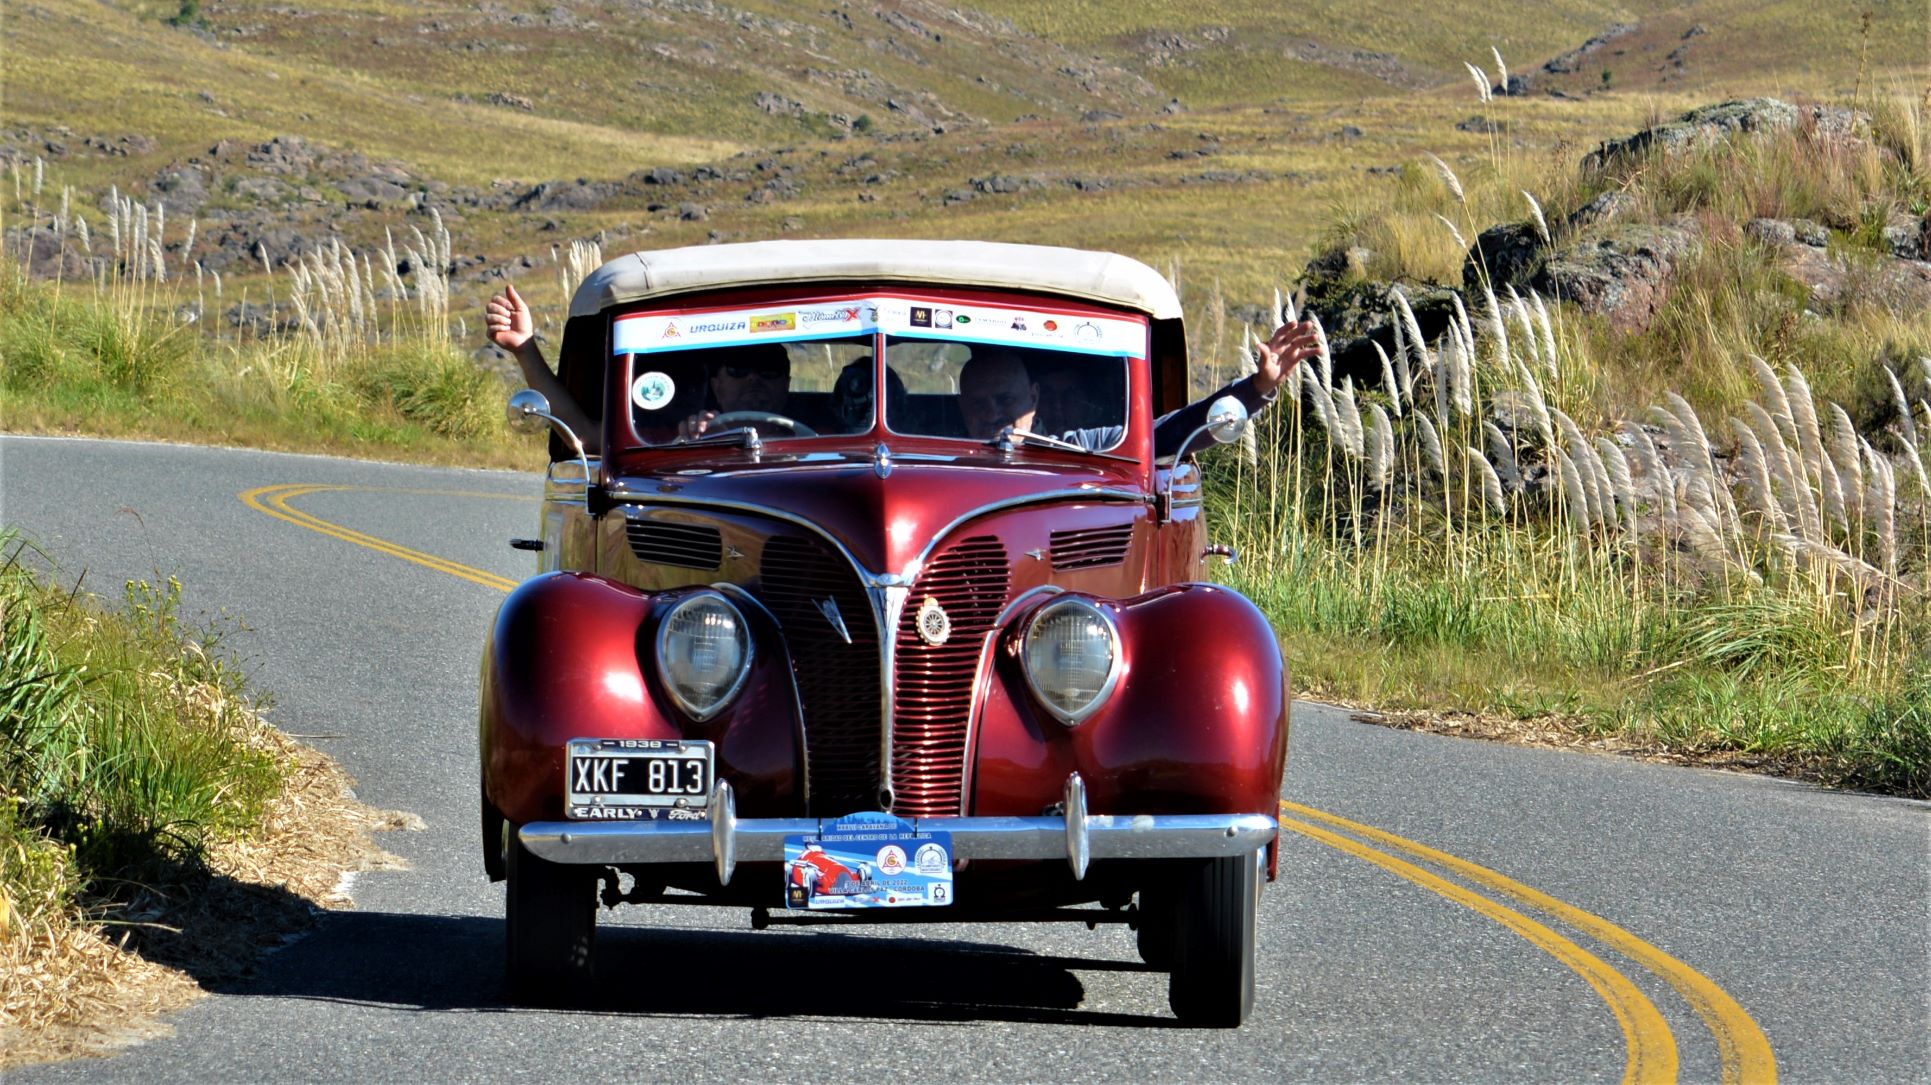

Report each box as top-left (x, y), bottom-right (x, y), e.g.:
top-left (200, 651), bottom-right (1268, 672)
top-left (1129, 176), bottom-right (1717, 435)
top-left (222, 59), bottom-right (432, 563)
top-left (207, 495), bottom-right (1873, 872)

top-left (518, 774), bottom-right (1277, 885)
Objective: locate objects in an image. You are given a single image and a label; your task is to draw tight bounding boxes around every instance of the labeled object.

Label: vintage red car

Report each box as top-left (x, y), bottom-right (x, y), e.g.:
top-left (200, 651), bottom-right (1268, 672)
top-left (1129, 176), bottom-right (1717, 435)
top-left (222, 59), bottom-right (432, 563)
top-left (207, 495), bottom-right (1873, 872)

top-left (479, 239), bottom-right (1290, 1026)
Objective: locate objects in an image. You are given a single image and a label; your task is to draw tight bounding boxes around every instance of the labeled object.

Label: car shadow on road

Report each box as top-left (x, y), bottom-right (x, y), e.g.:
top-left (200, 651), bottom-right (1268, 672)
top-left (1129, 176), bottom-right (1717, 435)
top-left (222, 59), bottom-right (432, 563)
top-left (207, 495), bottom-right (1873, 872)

top-left (216, 908), bottom-right (1186, 1027)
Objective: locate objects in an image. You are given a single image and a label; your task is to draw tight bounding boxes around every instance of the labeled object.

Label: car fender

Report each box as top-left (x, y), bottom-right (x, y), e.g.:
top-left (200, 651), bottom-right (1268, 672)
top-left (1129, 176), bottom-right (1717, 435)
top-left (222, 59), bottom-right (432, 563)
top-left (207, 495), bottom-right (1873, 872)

top-left (970, 583), bottom-right (1288, 817)
top-left (480, 572), bottom-right (803, 826)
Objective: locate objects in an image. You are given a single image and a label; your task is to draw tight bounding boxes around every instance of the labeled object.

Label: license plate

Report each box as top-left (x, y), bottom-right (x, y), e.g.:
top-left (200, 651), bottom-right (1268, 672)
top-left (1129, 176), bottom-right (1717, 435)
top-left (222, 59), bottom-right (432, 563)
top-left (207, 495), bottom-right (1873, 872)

top-left (784, 813), bottom-right (953, 910)
top-left (565, 738), bottom-right (713, 820)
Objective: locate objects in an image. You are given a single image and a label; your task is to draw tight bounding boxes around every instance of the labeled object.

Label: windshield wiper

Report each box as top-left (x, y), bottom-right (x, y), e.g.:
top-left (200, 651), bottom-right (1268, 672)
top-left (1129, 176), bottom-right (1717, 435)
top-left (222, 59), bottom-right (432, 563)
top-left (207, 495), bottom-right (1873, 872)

top-left (988, 426), bottom-right (1097, 455)
top-left (676, 426), bottom-right (764, 451)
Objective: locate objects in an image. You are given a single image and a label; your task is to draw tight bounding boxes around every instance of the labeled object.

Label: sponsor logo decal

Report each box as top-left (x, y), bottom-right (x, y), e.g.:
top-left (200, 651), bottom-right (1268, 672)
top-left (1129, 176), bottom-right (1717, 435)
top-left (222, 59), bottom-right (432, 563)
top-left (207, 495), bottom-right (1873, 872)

top-left (687, 318), bottom-right (748, 334)
top-left (876, 845), bottom-right (908, 876)
top-left (1074, 320), bottom-right (1101, 338)
top-left (933, 308), bottom-right (953, 328)
top-left (631, 371), bottom-right (676, 411)
top-left (954, 313), bottom-right (972, 324)
top-left (749, 312), bottom-right (797, 333)
top-left (661, 322), bottom-right (680, 339)
top-left (909, 306), bottom-right (932, 328)
top-left (1010, 316), bottom-right (1028, 331)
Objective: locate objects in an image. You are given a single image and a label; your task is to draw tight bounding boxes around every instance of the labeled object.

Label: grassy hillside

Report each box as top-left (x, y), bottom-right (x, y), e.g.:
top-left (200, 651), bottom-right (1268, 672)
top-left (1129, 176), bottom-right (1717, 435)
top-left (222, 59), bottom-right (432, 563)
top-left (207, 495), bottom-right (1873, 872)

top-left (3, 1), bottom-right (1928, 793)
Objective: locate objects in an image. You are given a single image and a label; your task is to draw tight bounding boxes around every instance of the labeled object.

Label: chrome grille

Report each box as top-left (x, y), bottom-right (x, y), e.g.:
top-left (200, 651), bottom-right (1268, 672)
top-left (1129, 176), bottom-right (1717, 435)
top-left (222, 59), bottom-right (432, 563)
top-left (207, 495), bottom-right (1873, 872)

top-left (1049, 524), bottom-right (1133, 570)
top-left (892, 536), bottom-right (1009, 818)
top-left (625, 520), bottom-right (723, 570)
top-left (756, 535), bottom-right (880, 816)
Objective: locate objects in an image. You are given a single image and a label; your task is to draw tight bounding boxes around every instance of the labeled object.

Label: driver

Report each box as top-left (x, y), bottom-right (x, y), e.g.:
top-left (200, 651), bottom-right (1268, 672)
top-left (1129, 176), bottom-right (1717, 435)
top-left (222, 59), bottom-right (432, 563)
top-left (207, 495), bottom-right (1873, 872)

top-left (678, 343), bottom-right (794, 439)
top-left (958, 320), bottom-right (1321, 456)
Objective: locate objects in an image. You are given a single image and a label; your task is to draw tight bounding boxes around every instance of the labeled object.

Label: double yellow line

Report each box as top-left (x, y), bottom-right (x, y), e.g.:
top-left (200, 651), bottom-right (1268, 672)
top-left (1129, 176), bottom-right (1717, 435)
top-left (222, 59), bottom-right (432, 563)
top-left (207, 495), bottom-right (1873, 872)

top-left (241, 482), bottom-right (1776, 1081)
top-left (239, 483), bottom-right (523, 593)
top-left (1282, 801), bottom-right (1775, 1084)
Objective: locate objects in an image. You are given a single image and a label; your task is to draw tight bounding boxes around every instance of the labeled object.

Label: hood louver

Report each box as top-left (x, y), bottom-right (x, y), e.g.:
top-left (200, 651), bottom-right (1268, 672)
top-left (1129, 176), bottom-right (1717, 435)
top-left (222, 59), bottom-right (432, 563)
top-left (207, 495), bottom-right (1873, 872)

top-left (1049, 524), bottom-right (1133, 570)
top-left (625, 520), bottom-right (723, 570)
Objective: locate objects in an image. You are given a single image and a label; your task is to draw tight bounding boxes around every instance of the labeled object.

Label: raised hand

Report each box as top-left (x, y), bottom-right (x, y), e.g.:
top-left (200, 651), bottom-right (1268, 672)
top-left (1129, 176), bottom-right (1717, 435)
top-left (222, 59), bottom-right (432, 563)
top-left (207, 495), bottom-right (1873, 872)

top-left (1253, 320), bottom-right (1322, 397)
top-left (486, 282), bottom-right (535, 353)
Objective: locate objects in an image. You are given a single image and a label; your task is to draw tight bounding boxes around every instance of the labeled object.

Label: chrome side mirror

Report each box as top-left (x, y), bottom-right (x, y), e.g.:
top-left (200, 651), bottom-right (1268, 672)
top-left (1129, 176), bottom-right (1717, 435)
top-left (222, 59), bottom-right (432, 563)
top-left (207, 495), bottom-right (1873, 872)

top-left (1204, 395), bottom-right (1249, 444)
top-left (508, 388), bottom-right (591, 483)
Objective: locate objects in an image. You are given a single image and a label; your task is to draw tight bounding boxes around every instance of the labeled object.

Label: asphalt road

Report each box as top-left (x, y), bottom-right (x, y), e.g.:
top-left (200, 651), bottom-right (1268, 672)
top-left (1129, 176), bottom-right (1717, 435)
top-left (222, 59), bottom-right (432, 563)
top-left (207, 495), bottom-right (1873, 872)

top-left (2, 434), bottom-right (1926, 1084)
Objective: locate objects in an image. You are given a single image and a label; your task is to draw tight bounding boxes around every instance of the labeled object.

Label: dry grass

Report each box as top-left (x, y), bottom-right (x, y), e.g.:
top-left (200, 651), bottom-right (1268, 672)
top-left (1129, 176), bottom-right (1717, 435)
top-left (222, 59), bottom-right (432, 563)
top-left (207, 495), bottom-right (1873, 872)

top-left (0, 722), bottom-right (414, 1070)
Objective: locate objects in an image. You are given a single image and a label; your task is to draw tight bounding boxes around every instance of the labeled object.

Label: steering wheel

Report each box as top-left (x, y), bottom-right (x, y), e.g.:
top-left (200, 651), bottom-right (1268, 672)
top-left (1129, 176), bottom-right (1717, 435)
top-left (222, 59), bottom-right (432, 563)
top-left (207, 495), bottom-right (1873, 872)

top-left (708, 411), bottom-right (818, 437)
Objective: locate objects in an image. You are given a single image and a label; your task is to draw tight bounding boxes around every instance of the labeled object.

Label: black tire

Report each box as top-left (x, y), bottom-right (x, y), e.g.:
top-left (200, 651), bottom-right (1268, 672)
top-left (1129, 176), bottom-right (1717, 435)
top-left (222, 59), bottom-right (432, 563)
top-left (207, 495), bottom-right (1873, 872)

top-left (1135, 883), bottom-right (1180, 970)
top-left (1167, 852), bottom-right (1259, 1027)
top-left (504, 828), bottom-right (597, 1005)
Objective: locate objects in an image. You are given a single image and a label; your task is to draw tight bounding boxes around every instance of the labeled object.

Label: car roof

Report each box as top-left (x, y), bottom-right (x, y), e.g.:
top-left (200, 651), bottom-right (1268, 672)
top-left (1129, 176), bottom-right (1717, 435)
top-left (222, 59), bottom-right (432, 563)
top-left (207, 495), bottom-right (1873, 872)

top-left (569, 239), bottom-right (1183, 321)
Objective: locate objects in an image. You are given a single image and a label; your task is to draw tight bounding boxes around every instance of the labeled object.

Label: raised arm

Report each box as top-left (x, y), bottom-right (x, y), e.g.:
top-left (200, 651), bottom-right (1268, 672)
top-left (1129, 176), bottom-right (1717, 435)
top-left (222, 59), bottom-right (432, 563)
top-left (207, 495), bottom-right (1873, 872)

top-left (1153, 320), bottom-right (1320, 458)
top-left (487, 283), bottom-right (601, 454)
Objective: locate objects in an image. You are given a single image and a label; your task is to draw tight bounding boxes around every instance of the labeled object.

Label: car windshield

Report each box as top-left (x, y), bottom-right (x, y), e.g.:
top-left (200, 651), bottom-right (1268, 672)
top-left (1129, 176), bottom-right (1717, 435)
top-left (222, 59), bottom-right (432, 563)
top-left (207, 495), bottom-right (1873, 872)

top-left (621, 332), bottom-right (878, 446)
top-left (612, 297), bottom-right (1140, 450)
top-left (884, 338), bottom-right (1129, 450)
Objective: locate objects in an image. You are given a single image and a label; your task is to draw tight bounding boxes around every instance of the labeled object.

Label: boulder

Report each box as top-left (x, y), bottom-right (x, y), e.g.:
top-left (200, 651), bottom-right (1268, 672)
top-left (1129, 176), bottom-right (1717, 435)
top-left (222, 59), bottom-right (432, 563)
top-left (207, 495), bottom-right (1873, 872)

top-left (1462, 221), bottom-right (1546, 292)
top-left (149, 164), bottom-right (208, 213)
top-left (1743, 218), bottom-right (1797, 247)
top-left (1582, 98), bottom-right (1867, 172)
top-left (1533, 224), bottom-right (1694, 332)
top-left (1568, 190), bottom-right (1635, 230)
top-left (1298, 273), bottom-right (1463, 382)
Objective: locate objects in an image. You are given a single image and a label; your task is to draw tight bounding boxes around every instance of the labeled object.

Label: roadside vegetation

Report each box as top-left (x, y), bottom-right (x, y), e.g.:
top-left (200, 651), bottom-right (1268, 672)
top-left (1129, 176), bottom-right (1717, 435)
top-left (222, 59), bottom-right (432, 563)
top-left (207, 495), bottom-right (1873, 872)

top-left (0, 198), bottom-right (540, 467)
top-left (0, 532), bottom-right (403, 1064)
top-left (0, 532), bottom-right (277, 1053)
top-left (1199, 85), bottom-right (1931, 797)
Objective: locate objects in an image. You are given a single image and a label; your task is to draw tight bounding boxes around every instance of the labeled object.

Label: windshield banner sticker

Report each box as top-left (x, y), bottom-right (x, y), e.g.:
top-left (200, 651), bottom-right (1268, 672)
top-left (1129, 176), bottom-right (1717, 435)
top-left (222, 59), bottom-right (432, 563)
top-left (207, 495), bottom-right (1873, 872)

top-left (783, 812), bottom-right (954, 910)
top-left (613, 296), bottom-right (1146, 357)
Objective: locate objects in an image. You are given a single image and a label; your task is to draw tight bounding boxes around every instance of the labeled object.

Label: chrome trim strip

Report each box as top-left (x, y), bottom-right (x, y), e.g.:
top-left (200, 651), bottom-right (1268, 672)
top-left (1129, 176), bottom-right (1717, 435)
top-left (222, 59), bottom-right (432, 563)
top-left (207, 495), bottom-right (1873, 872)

top-left (522, 812), bottom-right (1277, 866)
top-left (874, 582), bottom-right (910, 808)
top-left (712, 585), bottom-right (811, 809)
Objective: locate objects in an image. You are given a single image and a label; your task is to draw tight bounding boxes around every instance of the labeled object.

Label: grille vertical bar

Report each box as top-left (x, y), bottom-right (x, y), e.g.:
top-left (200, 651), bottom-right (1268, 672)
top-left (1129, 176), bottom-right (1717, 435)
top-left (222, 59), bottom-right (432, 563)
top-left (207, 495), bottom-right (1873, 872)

top-left (891, 536), bottom-right (1009, 818)
top-left (756, 535), bottom-right (880, 816)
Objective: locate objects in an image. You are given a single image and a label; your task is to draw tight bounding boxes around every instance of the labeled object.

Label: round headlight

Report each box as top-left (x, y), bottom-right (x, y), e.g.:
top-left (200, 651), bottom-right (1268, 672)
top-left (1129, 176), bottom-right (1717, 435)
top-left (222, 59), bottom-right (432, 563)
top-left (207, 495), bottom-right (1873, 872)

top-left (655, 592), bottom-right (752, 721)
top-left (1020, 597), bottom-right (1122, 726)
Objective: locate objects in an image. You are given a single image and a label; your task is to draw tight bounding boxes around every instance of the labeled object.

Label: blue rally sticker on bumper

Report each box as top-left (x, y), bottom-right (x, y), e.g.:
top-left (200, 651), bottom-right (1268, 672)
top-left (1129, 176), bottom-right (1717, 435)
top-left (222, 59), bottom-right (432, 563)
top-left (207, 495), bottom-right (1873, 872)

top-left (783, 812), bottom-right (954, 909)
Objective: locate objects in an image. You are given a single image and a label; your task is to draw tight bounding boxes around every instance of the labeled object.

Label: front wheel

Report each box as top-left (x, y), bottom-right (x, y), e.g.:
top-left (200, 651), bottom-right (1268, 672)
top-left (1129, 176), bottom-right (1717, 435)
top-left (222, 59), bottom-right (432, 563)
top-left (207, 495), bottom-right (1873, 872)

top-left (1167, 852), bottom-right (1259, 1027)
top-left (504, 828), bottom-right (598, 1005)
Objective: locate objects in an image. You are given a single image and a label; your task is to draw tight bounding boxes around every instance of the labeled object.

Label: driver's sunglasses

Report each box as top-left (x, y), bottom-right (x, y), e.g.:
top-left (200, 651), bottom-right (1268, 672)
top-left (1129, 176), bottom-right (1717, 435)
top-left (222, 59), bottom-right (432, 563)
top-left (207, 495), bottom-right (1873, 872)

top-left (720, 365), bottom-right (786, 380)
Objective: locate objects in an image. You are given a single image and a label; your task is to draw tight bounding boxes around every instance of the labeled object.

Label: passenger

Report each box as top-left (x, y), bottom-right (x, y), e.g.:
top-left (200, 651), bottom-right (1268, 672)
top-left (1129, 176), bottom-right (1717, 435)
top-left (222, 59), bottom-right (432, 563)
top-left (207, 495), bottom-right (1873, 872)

top-left (958, 320), bottom-right (1321, 457)
top-left (829, 357), bottom-right (908, 433)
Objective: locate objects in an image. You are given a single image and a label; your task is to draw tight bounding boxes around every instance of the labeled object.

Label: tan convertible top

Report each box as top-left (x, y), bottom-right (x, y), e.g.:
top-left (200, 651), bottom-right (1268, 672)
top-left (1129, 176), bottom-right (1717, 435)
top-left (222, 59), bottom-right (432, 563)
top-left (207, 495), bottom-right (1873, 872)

top-left (568, 239), bottom-right (1182, 320)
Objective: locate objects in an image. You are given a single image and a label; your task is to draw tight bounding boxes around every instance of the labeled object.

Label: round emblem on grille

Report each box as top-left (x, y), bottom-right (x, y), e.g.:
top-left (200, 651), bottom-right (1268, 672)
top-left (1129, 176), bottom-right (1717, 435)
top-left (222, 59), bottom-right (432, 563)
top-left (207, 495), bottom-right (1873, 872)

top-left (915, 596), bottom-right (951, 646)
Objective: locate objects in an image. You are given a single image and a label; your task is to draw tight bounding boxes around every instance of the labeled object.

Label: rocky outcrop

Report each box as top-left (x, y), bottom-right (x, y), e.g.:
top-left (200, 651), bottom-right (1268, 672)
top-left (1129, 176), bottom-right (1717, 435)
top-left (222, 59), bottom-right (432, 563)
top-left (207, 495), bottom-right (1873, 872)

top-left (1532, 224), bottom-right (1694, 331)
top-left (1583, 98), bottom-right (1867, 171)
top-left (1296, 270), bottom-right (1463, 381)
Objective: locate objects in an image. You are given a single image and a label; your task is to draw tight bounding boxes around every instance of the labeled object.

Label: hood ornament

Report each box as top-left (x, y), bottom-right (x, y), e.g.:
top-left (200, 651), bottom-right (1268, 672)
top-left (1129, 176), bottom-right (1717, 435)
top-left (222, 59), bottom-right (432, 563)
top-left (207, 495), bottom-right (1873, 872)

top-left (815, 597), bottom-right (852, 644)
top-left (915, 596), bottom-right (951, 647)
top-left (873, 442), bottom-right (892, 479)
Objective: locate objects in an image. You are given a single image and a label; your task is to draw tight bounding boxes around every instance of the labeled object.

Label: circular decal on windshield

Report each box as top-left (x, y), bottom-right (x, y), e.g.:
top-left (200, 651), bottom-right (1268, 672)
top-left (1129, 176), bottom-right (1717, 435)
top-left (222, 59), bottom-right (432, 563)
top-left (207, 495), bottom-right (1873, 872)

top-left (631, 371), bottom-right (676, 411)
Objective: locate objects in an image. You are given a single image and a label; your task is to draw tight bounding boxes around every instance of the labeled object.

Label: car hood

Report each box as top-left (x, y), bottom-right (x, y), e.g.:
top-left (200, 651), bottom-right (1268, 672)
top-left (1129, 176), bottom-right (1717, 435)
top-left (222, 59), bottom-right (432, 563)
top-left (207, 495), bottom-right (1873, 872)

top-left (609, 451), bottom-right (1145, 576)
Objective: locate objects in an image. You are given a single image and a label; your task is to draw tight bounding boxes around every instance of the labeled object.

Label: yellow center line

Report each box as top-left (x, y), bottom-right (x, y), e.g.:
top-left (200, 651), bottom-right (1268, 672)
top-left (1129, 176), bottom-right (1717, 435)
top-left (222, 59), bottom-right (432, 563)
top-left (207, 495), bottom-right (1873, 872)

top-left (239, 483), bottom-right (521, 593)
top-left (1284, 801), bottom-right (1775, 1085)
top-left (1280, 811), bottom-right (1677, 1085)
